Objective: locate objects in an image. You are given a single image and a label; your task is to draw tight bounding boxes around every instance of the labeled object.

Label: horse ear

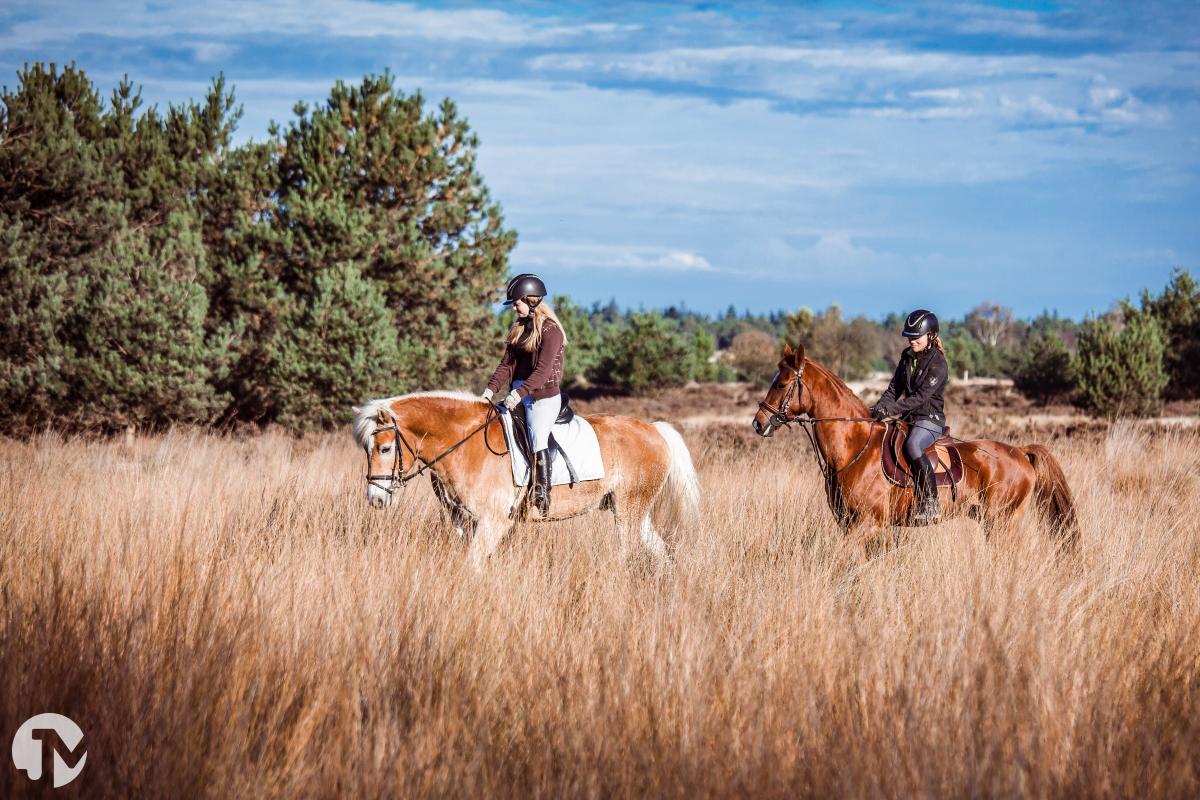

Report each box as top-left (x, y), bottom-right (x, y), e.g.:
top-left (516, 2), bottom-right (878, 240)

top-left (793, 342), bottom-right (806, 363)
top-left (782, 342), bottom-right (794, 358)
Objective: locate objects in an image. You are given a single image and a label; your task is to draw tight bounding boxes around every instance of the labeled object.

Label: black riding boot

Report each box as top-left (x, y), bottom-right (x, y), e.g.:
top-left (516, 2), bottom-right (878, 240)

top-left (533, 448), bottom-right (552, 517)
top-left (911, 454), bottom-right (941, 523)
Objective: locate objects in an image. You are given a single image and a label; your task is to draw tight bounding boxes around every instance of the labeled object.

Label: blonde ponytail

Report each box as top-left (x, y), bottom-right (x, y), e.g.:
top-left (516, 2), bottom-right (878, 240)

top-left (506, 298), bottom-right (570, 352)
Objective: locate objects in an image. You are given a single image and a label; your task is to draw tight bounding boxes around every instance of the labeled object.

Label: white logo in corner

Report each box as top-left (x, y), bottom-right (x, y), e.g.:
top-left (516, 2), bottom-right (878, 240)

top-left (12, 713), bottom-right (86, 787)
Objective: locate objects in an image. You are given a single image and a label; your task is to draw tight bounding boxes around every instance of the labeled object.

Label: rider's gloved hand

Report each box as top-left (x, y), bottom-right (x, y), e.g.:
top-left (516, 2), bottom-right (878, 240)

top-left (503, 389), bottom-right (523, 411)
top-left (481, 388), bottom-right (494, 402)
top-left (870, 405), bottom-right (888, 421)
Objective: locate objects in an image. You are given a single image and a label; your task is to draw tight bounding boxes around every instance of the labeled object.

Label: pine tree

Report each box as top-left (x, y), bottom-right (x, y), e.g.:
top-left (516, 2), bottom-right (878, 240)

top-left (1013, 331), bottom-right (1073, 404)
top-left (1072, 312), bottom-right (1168, 418)
top-left (1138, 268), bottom-right (1200, 399)
top-left (595, 312), bottom-right (695, 393)
top-left (266, 73), bottom-right (515, 399)
top-left (267, 264), bottom-right (403, 431)
top-left (0, 64), bottom-right (227, 433)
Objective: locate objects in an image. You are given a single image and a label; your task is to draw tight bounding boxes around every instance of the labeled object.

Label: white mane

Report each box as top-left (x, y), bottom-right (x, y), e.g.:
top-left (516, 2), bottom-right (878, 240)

top-left (351, 391), bottom-right (487, 448)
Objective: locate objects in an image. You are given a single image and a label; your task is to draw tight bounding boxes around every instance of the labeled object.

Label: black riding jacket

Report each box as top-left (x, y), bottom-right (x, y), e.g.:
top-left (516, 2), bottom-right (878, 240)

top-left (877, 347), bottom-right (948, 427)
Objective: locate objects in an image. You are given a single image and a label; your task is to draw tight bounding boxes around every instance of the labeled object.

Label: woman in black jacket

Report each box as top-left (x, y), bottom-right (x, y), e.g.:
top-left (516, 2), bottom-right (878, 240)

top-left (870, 309), bottom-right (948, 523)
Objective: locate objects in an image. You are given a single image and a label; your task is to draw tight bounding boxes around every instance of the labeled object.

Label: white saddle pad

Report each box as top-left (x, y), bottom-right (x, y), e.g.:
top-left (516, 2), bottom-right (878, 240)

top-left (497, 406), bottom-right (605, 487)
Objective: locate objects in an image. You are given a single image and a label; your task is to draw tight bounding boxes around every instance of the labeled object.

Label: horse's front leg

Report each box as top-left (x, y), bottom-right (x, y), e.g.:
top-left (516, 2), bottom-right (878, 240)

top-left (429, 472), bottom-right (474, 540)
top-left (467, 508), bottom-right (514, 572)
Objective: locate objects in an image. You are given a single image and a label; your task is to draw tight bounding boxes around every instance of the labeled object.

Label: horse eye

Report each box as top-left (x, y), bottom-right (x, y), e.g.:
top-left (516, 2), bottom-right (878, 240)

top-left (380, 445), bottom-right (392, 454)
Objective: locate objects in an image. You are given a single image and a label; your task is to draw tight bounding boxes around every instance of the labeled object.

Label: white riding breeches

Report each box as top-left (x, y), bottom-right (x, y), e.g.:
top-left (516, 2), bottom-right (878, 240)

top-left (512, 380), bottom-right (559, 452)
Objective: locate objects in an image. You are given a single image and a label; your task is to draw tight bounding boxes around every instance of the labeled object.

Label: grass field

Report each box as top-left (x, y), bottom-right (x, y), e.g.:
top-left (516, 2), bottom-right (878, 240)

top-left (2, 385), bottom-right (1198, 798)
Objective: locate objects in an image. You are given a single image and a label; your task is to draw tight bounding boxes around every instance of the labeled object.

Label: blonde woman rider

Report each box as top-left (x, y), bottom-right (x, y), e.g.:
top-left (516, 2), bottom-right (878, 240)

top-left (482, 273), bottom-right (568, 516)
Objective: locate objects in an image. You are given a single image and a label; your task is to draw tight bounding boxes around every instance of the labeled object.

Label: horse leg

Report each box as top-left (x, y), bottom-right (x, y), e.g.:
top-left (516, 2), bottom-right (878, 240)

top-left (607, 491), bottom-right (650, 561)
top-left (639, 512), bottom-right (670, 564)
top-left (430, 471), bottom-right (474, 540)
top-left (467, 509), bottom-right (514, 572)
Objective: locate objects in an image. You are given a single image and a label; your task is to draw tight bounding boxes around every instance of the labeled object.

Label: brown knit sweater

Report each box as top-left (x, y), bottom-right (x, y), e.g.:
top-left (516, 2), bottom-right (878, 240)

top-left (487, 319), bottom-right (565, 401)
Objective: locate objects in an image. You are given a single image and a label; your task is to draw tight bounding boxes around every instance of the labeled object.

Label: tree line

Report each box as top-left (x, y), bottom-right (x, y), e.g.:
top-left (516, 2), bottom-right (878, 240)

top-left (2, 65), bottom-right (1195, 434)
top-left (546, 268), bottom-right (1198, 419)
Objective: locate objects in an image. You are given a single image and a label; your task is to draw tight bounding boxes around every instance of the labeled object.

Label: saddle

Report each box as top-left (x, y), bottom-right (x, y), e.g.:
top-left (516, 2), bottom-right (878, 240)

top-left (881, 422), bottom-right (964, 490)
top-left (508, 391), bottom-right (575, 465)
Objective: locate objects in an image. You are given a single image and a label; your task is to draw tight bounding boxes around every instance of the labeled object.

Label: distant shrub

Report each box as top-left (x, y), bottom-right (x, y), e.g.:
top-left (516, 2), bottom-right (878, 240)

top-left (729, 330), bottom-right (779, 386)
top-left (1137, 268), bottom-right (1200, 399)
top-left (1072, 313), bottom-right (1168, 418)
top-left (595, 312), bottom-right (696, 394)
top-left (1012, 332), bottom-right (1074, 404)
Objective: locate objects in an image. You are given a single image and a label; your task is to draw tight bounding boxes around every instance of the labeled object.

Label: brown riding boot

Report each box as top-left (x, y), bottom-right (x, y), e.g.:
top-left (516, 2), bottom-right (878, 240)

top-left (532, 448), bottom-right (552, 517)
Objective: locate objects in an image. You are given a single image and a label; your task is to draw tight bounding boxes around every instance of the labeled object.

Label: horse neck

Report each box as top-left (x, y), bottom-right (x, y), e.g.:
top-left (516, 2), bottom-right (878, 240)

top-left (391, 395), bottom-right (487, 459)
top-left (802, 361), bottom-right (871, 470)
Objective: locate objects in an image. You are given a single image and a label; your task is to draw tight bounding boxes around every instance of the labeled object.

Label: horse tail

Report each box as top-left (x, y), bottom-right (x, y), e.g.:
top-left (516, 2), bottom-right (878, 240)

top-left (651, 421), bottom-right (701, 533)
top-left (1023, 444), bottom-right (1079, 548)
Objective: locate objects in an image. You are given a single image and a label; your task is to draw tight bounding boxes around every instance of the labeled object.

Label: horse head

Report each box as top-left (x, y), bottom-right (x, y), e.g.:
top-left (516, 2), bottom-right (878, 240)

top-left (355, 403), bottom-right (407, 509)
top-left (752, 342), bottom-right (808, 437)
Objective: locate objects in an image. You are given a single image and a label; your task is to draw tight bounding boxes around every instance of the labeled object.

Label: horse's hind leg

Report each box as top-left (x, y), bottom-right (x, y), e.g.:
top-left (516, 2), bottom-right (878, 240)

top-left (608, 493), bottom-right (652, 562)
top-left (639, 513), bottom-right (669, 564)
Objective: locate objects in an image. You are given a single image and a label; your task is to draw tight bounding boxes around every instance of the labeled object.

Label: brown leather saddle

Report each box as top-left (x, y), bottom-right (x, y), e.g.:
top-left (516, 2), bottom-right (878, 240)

top-left (881, 422), bottom-right (964, 490)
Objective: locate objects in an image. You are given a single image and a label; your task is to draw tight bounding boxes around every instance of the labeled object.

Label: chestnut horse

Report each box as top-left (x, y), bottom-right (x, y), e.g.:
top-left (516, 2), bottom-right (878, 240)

top-left (751, 344), bottom-right (1078, 550)
top-left (353, 392), bottom-right (700, 569)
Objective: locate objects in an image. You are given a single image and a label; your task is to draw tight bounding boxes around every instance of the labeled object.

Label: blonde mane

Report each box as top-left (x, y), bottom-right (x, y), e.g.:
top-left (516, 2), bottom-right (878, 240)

top-left (351, 391), bottom-right (487, 449)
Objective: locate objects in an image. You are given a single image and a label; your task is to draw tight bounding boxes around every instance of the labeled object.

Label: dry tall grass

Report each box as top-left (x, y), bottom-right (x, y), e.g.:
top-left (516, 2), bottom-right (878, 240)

top-left (2, 420), bottom-right (1198, 798)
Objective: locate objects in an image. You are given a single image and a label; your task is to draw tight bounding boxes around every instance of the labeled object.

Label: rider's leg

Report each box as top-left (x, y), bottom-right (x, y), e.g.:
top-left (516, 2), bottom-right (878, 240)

top-left (904, 424), bottom-right (942, 522)
top-left (527, 393), bottom-right (560, 516)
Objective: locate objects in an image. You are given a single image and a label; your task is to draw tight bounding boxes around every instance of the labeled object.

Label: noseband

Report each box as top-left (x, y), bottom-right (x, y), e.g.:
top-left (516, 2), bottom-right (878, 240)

top-left (758, 360), bottom-right (805, 429)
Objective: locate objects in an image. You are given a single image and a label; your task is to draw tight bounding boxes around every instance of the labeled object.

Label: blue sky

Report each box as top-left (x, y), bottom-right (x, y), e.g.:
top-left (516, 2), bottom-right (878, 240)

top-left (2, 1), bottom-right (1198, 320)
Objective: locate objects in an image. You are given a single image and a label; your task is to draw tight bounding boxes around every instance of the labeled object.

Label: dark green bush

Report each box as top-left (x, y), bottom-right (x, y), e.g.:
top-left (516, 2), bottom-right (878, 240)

top-left (1072, 313), bottom-right (1168, 418)
top-left (1012, 331), bottom-right (1074, 404)
top-left (595, 313), bottom-right (697, 393)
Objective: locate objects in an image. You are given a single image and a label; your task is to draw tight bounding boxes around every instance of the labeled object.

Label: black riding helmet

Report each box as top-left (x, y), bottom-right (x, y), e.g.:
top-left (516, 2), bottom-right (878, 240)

top-left (902, 309), bottom-right (939, 338)
top-left (503, 273), bottom-right (547, 305)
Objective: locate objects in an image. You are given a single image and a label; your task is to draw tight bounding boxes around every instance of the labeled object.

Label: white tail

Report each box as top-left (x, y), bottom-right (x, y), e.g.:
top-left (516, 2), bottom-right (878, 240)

top-left (651, 421), bottom-right (701, 534)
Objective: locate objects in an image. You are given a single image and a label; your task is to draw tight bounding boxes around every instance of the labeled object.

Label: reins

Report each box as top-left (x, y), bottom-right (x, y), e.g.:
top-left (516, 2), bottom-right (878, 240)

top-left (758, 361), bottom-right (993, 501)
top-left (758, 361), bottom-right (880, 476)
top-left (366, 404), bottom-right (503, 496)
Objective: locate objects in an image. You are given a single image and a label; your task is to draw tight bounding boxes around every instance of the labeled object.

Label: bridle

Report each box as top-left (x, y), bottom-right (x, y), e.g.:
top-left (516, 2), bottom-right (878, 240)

top-left (365, 411), bottom-right (422, 495)
top-left (758, 357), bottom-right (883, 484)
top-left (758, 359), bottom-right (807, 431)
top-left (365, 405), bottom-right (503, 497)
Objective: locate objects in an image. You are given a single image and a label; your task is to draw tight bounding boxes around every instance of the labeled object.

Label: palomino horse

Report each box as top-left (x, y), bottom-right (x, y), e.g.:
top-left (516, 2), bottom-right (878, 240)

top-left (751, 344), bottom-right (1079, 549)
top-left (353, 392), bottom-right (700, 568)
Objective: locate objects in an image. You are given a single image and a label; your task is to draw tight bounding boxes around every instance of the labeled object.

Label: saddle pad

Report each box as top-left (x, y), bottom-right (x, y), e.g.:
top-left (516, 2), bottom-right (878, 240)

top-left (498, 407), bottom-right (605, 487)
top-left (881, 423), bottom-right (964, 489)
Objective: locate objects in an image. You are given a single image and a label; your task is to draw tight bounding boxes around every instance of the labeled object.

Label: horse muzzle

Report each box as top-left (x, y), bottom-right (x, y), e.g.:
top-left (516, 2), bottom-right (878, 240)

top-left (752, 417), bottom-right (776, 438)
top-left (367, 482), bottom-right (395, 508)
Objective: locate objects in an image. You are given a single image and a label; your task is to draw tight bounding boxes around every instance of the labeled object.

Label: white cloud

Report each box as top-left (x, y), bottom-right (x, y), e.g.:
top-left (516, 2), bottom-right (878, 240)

top-left (517, 241), bottom-right (718, 273)
top-left (0, 0), bottom-right (612, 47)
